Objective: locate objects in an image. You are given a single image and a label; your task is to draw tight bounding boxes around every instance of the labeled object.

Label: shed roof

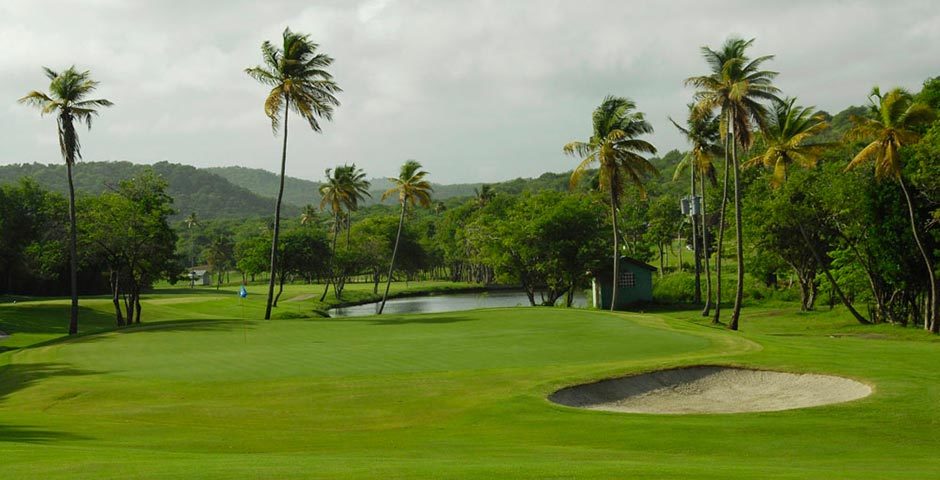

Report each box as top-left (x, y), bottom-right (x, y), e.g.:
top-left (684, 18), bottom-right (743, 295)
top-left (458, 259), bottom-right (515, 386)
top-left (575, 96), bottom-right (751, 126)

top-left (619, 256), bottom-right (657, 271)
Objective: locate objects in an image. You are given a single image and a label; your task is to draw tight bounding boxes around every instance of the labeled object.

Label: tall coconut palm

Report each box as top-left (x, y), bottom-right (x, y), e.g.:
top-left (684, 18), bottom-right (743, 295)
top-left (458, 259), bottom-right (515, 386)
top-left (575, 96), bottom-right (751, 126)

top-left (564, 96), bottom-right (658, 311)
top-left (378, 160), bottom-right (433, 314)
top-left (246, 27), bottom-right (341, 320)
top-left (686, 37), bottom-right (780, 330)
top-left (670, 105), bottom-right (721, 318)
top-left (184, 212), bottom-right (200, 287)
top-left (319, 164), bottom-right (370, 300)
top-left (746, 98), bottom-right (870, 324)
top-left (845, 87), bottom-right (937, 331)
top-left (19, 66), bottom-right (113, 335)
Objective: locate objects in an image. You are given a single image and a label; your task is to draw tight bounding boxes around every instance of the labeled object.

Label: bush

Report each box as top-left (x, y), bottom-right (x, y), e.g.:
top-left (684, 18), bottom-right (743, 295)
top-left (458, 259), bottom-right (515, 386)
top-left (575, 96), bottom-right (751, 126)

top-left (653, 271), bottom-right (807, 306)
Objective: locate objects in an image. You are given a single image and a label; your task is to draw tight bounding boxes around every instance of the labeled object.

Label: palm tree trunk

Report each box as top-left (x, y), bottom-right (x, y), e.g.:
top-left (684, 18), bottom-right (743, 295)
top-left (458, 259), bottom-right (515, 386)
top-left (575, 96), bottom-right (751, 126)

top-left (691, 164), bottom-right (702, 303)
top-left (713, 128), bottom-right (731, 325)
top-left (66, 160), bottom-right (79, 335)
top-left (378, 202), bottom-right (407, 314)
top-left (610, 190), bottom-right (619, 312)
top-left (320, 212), bottom-right (339, 302)
top-left (676, 227), bottom-right (683, 272)
top-left (658, 242), bottom-right (665, 277)
top-left (797, 223), bottom-right (870, 324)
top-left (700, 172), bottom-right (713, 317)
top-left (898, 177), bottom-right (937, 332)
top-left (264, 99), bottom-right (289, 320)
top-left (189, 227), bottom-right (195, 288)
top-left (729, 131), bottom-right (744, 331)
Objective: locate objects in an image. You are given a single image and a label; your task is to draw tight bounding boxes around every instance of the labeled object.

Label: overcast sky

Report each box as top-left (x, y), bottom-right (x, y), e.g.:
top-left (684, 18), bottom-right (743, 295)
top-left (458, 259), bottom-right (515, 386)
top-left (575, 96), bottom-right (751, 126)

top-left (2, 0), bottom-right (938, 183)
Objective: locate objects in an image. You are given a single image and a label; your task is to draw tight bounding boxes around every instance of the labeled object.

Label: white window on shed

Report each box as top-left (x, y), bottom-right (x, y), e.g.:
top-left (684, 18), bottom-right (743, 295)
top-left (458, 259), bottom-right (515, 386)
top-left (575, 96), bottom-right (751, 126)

top-left (618, 271), bottom-right (636, 287)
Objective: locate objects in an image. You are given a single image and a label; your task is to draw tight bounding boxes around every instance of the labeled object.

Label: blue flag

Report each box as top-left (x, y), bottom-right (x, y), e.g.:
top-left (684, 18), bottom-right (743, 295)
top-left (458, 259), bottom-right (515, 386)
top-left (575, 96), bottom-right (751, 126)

top-left (238, 285), bottom-right (248, 298)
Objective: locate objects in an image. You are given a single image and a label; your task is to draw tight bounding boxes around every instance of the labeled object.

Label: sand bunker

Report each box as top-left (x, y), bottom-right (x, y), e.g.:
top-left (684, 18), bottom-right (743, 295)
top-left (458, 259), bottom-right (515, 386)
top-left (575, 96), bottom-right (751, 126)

top-left (549, 366), bottom-right (871, 414)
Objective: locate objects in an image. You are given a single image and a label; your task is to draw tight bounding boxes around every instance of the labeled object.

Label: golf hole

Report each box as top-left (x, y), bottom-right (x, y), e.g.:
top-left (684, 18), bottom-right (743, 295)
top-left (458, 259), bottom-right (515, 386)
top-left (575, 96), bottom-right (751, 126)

top-left (549, 366), bottom-right (872, 414)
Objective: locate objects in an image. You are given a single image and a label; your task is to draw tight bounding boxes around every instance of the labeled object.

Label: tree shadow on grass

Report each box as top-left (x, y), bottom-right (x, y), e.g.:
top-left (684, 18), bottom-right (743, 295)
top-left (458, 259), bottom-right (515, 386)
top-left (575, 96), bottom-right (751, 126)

top-left (0, 304), bottom-right (114, 335)
top-left (0, 362), bottom-right (99, 402)
top-left (5, 320), bottom-right (255, 353)
top-left (0, 363), bottom-right (96, 444)
top-left (0, 424), bottom-right (88, 444)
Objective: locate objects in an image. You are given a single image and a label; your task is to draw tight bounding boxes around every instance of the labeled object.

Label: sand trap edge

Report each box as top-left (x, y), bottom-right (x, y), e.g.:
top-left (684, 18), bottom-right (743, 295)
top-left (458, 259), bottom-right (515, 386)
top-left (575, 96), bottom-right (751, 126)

top-left (548, 365), bottom-right (873, 414)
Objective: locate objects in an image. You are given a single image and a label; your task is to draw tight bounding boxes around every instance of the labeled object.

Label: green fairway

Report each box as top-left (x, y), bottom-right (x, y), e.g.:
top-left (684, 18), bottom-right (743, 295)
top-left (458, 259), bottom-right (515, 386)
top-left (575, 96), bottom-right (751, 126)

top-left (2, 288), bottom-right (940, 478)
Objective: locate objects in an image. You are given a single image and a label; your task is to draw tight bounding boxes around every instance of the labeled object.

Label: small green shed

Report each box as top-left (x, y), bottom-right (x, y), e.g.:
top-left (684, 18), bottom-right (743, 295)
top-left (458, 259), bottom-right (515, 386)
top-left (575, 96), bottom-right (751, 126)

top-left (592, 256), bottom-right (656, 310)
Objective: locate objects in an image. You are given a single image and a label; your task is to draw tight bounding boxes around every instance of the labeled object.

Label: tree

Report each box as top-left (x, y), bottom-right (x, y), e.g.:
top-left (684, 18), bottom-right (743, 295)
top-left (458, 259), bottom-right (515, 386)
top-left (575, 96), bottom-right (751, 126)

top-left (81, 171), bottom-right (178, 325)
top-left (845, 87), bottom-right (937, 331)
top-left (235, 234), bottom-right (270, 283)
top-left (474, 184), bottom-right (495, 207)
top-left (0, 179), bottom-right (69, 296)
top-left (744, 97), bottom-right (830, 187)
top-left (273, 228), bottom-right (329, 305)
top-left (246, 27), bottom-right (341, 320)
top-left (467, 192), bottom-right (608, 306)
top-left (686, 37), bottom-right (781, 330)
top-left (349, 216), bottom-right (397, 293)
top-left (743, 98), bottom-right (870, 323)
top-left (378, 160), bottom-right (433, 314)
top-left (204, 235), bottom-right (234, 290)
top-left (564, 96), bottom-right (657, 311)
top-left (300, 204), bottom-right (319, 226)
top-left (671, 105), bottom-right (721, 315)
top-left (19, 66), bottom-right (113, 334)
top-left (318, 164), bottom-right (371, 300)
top-left (647, 196), bottom-right (684, 277)
top-left (184, 212), bottom-right (200, 287)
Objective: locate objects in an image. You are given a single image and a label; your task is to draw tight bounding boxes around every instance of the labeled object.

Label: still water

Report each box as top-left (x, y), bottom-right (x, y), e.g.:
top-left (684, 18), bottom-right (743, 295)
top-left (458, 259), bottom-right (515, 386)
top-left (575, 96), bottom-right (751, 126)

top-left (329, 290), bottom-right (589, 318)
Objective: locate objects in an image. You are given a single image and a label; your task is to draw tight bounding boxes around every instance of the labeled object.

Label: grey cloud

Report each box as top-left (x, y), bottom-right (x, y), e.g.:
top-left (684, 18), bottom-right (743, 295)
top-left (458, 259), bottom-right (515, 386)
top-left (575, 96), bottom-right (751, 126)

top-left (1, 0), bottom-right (938, 183)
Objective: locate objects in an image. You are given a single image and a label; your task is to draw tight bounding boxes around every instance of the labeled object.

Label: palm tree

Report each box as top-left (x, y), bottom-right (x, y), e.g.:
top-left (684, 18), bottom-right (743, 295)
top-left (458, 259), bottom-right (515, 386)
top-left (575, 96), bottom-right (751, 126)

top-left (474, 184), bottom-right (495, 207)
top-left (744, 97), bottom-right (830, 187)
top-left (19, 66), bottom-right (113, 335)
top-left (246, 27), bottom-right (341, 320)
top-left (319, 164), bottom-right (371, 300)
top-left (184, 212), bottom-right (200, 287)
top-left (378, 160), bottom-right (433, 314)
top-left (300, 204), bottom-right (319, 226)
top-left (670, 105), bottom-right (721, 318)
top-left (845, 87), bottom-right (937, 331)
top-left (686, 37), bottom-right (780, 330)
top-left (564, 96), bottom-right (658, 311)
top-left (746, 98), bottom-right (870, 324)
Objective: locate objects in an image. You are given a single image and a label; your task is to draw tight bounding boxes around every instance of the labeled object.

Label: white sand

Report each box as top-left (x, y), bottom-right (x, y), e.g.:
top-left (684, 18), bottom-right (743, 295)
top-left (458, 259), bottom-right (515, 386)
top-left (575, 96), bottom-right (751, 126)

top-left (549, 366), bottom-right (871, 414)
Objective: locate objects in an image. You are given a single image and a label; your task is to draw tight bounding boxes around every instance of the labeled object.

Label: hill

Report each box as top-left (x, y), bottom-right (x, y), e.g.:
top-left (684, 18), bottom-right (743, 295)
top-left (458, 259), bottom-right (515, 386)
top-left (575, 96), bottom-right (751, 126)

top-left (0, 161), bottom-right (292, 220)
top-left (209, 165), bottom-right (486, 206)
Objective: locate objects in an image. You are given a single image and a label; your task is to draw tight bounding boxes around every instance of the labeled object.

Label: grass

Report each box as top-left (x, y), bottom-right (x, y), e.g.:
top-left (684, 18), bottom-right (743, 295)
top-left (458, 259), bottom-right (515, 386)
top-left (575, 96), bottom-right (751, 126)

top-left (1, 284), bottom-right (939, 478)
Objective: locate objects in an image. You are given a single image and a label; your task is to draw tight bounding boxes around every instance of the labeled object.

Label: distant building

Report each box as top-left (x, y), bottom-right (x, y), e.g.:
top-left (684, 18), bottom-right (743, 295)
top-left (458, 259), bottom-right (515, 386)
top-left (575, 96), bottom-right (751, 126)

top-left (592, 257), bottom-right (656, 309)
top-left (189, 268), bottom-right (212, 286)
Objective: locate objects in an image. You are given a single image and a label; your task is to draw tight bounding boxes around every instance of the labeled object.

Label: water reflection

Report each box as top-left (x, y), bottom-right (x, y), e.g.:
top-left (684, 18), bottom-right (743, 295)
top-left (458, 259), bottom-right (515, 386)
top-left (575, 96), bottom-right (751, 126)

top-left (329, 290), bottom-right (588, 318)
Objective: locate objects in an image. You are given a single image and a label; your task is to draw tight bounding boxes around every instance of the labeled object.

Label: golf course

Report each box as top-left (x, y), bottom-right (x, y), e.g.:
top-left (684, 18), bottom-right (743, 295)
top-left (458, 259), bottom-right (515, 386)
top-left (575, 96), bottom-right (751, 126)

top-left (2, 282), bottom-right (939, 478)
top-left (3, 3), bottom-right (940, 477)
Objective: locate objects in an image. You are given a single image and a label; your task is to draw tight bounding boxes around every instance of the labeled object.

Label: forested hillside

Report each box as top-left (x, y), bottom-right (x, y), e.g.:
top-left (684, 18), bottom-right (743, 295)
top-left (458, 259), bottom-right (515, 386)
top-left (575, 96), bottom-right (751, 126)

top-left (210, 165), bottom-right (485, 206)
top-left (0, 161), bottom-right (295, 220)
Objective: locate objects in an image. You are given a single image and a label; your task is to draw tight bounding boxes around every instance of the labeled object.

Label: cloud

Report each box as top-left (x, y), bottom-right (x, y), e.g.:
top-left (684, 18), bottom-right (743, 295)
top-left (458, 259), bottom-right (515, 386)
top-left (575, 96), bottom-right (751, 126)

top-left (1, 0), bottom-right (938, 183)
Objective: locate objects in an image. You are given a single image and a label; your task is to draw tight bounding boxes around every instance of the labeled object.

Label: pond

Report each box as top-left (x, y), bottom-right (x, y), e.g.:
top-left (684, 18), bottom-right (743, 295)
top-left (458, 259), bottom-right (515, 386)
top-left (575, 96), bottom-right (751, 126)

top-left (328, 290), bottom-right (589, 318)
